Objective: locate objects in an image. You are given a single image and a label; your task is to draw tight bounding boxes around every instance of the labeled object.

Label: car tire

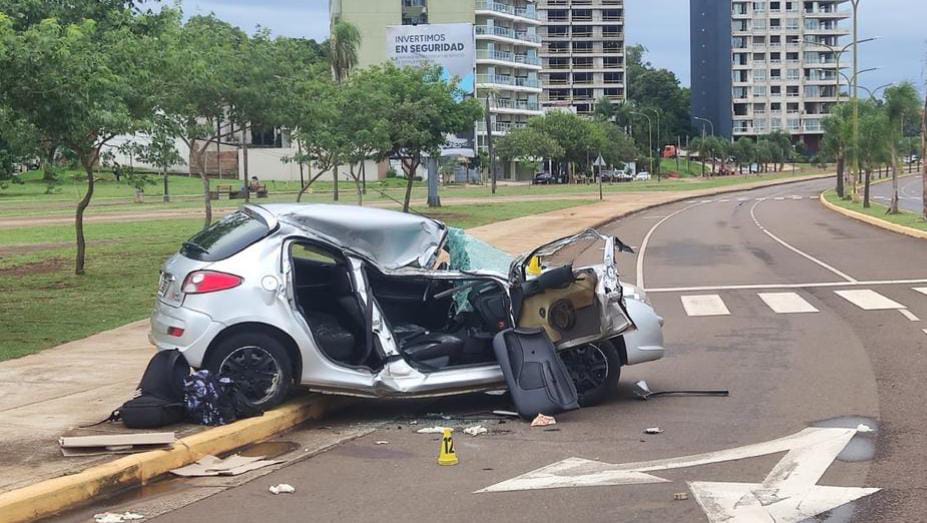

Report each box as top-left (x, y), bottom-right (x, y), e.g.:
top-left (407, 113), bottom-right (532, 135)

top-left (204, 332), bottom-right (292, 411)
top-left (560, 340), bottom-right (621, 407)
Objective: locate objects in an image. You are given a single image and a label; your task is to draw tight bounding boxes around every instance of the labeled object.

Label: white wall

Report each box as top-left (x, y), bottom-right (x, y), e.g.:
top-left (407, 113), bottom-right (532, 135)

top-left (104, 134), bottom-right (191, 174)
top-left (239, 146), bottom-right (383, 183)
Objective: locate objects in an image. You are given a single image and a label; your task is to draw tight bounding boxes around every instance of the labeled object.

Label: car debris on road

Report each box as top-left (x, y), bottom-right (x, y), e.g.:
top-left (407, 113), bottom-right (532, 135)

top-left (93, 512), bottom-right (144, 523)
top-left (269, 484), bottom-right (296, 495)
top-left (644, 427), bottom-right (664, 434)
top-left (530, 414), bottom-right (557, 427)
top-left (463, 425), bottom-right (488, 437)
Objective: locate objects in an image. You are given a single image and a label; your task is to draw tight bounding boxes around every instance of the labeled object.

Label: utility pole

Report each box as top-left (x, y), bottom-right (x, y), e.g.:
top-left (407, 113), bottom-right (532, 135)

top-left (485, 96), bottom-right (497, 195)
top-left (242, 126), bottom-right (250, 203)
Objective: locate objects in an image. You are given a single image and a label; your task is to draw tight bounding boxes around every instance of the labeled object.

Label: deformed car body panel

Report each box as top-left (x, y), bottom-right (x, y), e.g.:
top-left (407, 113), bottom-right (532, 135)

top-left (149, 204), bottom-right (665, 404)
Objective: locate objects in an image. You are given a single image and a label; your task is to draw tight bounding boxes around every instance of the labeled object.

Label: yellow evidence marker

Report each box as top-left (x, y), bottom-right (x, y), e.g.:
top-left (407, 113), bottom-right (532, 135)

top-left (438, 428), bottom-right (459, 466)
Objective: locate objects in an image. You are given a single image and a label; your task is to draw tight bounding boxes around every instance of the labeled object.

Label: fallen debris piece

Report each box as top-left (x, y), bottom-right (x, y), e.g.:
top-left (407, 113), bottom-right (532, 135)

top-left (375, 440), bottom-right (389, 445)
top-left (484, 390), bottom-right (507, 396)
top-left (633, 380), bottom-right (729, 401)
top-left (492, 410), bottom-right (519, 418)
top-left (171, 454), bottom-right (282, 477)
top-left (530, 414), bottom-right (556, 427)
top-left (856, 424), bottom-right (874, 433)
top-left (674, 492), bottom-right (689, 501)
top-left (644, 427), bottom-right (664, 434)
top-left (416, 426), bottom-right (451, 434)
top-left (93, 512), bottom-right (144, 523)
top-left (464, 425), bottom-right (488, 437)
top-left (269, 483), bottom-right (296, 495)
top-left (60, 433), bottom-right (174, 457)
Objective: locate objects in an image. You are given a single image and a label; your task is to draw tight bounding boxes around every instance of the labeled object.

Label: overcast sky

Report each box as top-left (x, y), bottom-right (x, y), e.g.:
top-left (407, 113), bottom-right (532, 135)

top-left (172, 0), bottom-right (926, 94)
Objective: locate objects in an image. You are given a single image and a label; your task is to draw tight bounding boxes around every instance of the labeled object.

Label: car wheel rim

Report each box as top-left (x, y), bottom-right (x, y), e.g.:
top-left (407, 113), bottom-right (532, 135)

top-left (561, 344), bottom-right (609, 394)
top-left (218, 346), bottom-right (282, 405)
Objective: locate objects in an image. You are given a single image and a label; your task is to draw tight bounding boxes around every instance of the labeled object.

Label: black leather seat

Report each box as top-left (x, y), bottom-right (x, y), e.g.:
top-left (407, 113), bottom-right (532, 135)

top-left (306, 312), bottom-right (355, 363)
top-left (401, 332), bottom-right (464, 369)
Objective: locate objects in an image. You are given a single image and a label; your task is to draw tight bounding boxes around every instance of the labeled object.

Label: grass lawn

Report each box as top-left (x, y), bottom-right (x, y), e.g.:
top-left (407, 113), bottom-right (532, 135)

top-left (0, 199), bottom-right (594, 361)
top-left (823, 190), bottom-right (927, 232)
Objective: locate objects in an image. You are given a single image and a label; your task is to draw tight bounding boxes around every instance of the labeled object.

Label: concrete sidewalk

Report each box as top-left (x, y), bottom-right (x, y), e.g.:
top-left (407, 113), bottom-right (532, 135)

top-left (0, 172), bottom-right (831, 497)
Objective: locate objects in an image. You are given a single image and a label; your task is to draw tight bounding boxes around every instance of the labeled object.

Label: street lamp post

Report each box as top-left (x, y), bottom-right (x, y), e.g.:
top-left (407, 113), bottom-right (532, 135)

top-left (630, 111), bottom-right (654, 178)
top-left (693, 116), bottom-right (714, 137)
top-left (804, 32), bottom-right (877, 200)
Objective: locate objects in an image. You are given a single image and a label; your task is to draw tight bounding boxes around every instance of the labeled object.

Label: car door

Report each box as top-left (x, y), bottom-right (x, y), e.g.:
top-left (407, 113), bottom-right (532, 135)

top-left (511, 230), bottom-right (633, 349)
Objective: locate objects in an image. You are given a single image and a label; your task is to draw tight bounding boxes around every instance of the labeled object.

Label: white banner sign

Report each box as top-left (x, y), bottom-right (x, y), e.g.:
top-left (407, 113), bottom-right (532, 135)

top-left (386, 23), bottom-right (474, 81)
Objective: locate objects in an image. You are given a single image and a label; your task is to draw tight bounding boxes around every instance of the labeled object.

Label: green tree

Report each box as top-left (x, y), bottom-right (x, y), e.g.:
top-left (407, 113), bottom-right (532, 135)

top-left (822, 102), bottom-right (854, 198)
top-left (882, 82), bottom-right (921, 213)
top-left (158, 13), bottom-right (251, 228)
top-left (350, 63), bottom-right (481, 213)
top-left (731, 137), bottom-right (756, 174)
top-left (0, 12), bottom-right (163, 274)
top-left (528, 111), bottom-right (602, 181)
top-left (595, 120), bottom-right (638, 168)
top-left (856, 101), bottom-right (892, 208)
top-left (326, 20), bottom-right (361, 201)
top-left (626, 45), bottom-right (692, 144)
top-left (495, 126), bottom-right (564, 176)
top-left (766, 130), bottom-right (794, 172)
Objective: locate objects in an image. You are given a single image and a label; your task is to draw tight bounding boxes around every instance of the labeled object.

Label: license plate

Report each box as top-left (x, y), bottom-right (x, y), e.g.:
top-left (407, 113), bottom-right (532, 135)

top-left (158, 273), bottom-right (173, 297)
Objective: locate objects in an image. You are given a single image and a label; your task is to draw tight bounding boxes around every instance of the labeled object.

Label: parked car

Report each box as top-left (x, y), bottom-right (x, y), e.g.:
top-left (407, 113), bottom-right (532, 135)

top-left (150, 205), bottom-right (665, 410)
top-left (532, 172), bottom-right (559, 185)
top-left (634, 171), bottom-right (652, 181)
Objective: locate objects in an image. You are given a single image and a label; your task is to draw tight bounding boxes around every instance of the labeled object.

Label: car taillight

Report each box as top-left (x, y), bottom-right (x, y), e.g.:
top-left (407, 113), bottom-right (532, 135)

top-left (182, 271), bottom-right (243, 295)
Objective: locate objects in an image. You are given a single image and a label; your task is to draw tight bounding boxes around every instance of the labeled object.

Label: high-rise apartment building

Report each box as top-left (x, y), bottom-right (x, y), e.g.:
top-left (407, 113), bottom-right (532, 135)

top-left (691, 0), bottom-right (849, 151)
top-left (330, 0), bottom-right (543, 177)
top-left (538, 0), bottom-right (626, 115)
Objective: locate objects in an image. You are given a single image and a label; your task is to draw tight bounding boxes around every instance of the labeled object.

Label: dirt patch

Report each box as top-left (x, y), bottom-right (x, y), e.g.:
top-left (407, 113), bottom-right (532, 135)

top-left (0, 257), bottom-right (67, 278)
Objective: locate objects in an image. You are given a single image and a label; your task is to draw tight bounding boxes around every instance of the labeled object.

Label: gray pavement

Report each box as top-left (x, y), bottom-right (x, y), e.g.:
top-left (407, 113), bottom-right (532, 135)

top-left (870, 174), bottom-right (924, 215)
top-left (64, 178), bottom-right (927, 523)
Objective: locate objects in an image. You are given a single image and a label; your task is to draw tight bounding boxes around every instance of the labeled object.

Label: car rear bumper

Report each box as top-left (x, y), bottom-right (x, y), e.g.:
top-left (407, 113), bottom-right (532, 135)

top-left (148, 299), bottom-right (224, 368)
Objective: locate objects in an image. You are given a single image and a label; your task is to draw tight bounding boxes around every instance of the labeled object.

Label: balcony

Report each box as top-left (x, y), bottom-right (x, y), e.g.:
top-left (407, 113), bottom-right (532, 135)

top-left (476, 120), bottom-right (528, 134)
top-left (476, 74), bottom-right (540, 89)
top-left (476, 49), bottom-right (541, 67)
top-left (475, 0), bottom-right (540, 22)
top-left (485, 98), bottom-right (543, 113)
top-left (475, 25), bottom-right (541, 44)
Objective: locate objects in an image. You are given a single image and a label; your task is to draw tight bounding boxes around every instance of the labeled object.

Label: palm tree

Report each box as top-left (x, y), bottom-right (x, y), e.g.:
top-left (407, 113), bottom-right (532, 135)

top-left (327, 19), bottom-right (361, 202)
top-left (883, 82), bottom-right (921, 214)
top-left (822, 103), bottom-right (853, 198)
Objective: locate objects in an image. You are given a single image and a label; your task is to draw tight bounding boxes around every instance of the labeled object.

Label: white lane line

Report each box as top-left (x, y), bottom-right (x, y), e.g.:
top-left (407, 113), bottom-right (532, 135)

top-left (700, 199), bottom-right (714, 203)
top-left (750, 197), bottom-right (858, 283)
top-left (758, 292), bottom-right (819, 314)
top-left (899, 309), bottom-right (920, 322)
top-left (681, 295), bottom-right (731, 317)
top-left (923, 329), bottom-right (927, 336)
top-left (718, 199), bottom-right (730, 202)
top-left (636, 201), bottom-right (705, 290)
top-left (774, 197), bottom-right (785, 200)
top-left (791, 195), bottom-right (803, 200)
top-left (914, 287), bottom-right (927, 296)
top-left (646, 278), bottom-right (927, 294)
top-left (835, 289), bottom-right (906, 310)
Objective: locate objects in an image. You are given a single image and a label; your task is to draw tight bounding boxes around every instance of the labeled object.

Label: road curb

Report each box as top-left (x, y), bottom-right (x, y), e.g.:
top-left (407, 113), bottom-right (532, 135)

top-left (0, 394), bottom-right (336, 523)
top-left (588, 173), bottom-right (835, 230)
top-left (819, 192), bottom-right (927, 241)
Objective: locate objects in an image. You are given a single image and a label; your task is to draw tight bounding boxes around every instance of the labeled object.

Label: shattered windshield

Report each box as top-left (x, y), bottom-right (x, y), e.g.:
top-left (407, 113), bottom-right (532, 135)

top-left (446, 228), bottom-right (513, 275)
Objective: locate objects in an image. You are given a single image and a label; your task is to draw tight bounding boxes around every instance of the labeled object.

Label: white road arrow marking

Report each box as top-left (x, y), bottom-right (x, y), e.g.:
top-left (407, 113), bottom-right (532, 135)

top-left (478, 427), bottom-right (880, 522)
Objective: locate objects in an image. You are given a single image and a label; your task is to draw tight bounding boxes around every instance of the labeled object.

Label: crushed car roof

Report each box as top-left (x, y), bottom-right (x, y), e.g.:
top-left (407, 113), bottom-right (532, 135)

top-left (255, 204), bottom-right (447, 270)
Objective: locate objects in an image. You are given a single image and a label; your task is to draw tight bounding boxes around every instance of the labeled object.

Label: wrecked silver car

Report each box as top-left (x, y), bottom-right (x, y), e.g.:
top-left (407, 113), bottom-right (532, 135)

top-left (149, 204), bottom-right (665, 411)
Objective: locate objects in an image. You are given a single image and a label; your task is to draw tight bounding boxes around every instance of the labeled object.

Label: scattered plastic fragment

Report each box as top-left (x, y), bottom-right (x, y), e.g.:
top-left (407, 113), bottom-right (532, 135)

top-left (856, 424), bottom-right (874, 433)
top-left (633, 380), bottom-right (729, 401)
top-left (644, 427), bottom-right (664, 434)
top-left (492, 410), bottom-right (519, 418)
top-left (464, 425), bottom-right (488, 437)
top-left (417, 426), bottom-right (451, 434)
top-left (269, 483), bottom-right (296, 495)
top-left (485, 390), bottom-right (507, 396)
top-left (530, 414), bottom-right (556, 427)
top-left (375, 441), bottom-right (389, 445)
top-left (674, 492), bottom-right (689, 501)
top-left (93, 512), bottom-right (144, 523)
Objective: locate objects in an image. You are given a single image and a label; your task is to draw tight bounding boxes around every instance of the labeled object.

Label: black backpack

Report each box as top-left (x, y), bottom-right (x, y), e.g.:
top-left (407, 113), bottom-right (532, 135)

top-left (116, 350), bottom-right (190, 429)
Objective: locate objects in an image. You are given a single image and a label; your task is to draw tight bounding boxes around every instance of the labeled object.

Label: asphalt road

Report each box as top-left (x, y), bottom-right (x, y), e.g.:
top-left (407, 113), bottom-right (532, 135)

top-left (68, 178), bottom-right (927, 523)
top-left (870, 173), bottom-right (924, 215)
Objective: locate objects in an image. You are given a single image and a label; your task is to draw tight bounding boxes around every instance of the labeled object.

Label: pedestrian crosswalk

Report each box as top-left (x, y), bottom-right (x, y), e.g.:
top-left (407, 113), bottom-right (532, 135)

top-left (677, 287), bottom-right (925, 320)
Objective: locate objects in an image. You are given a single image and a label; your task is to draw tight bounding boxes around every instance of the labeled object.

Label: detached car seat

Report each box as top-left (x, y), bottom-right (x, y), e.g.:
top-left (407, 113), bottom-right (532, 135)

top-left (492, 328), bottom-right (579, 419)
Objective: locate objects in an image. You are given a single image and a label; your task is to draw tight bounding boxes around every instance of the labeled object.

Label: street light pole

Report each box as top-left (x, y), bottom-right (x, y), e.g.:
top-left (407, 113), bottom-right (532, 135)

top-left (631, 111), bottom-right (653, 177)
top-left (851, 0), bottom-right (862, 202)
top-left (693, 116), bottom-right (714, 136)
